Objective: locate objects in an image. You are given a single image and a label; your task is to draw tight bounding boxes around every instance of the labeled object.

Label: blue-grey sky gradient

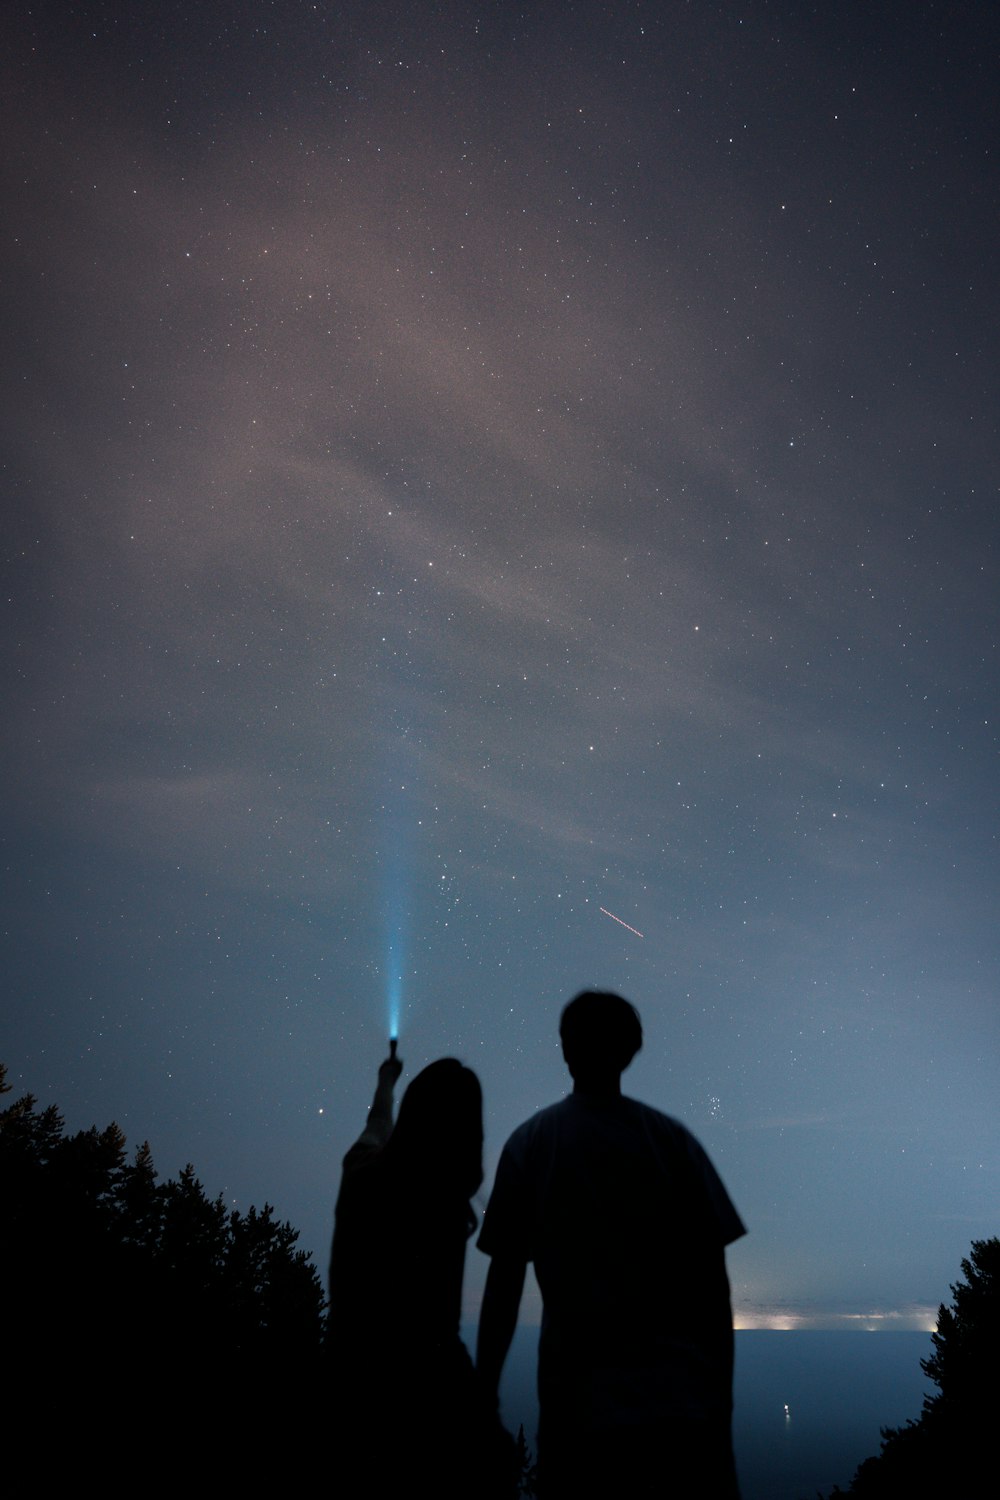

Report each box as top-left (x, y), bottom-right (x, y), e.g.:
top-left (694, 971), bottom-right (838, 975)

top-left (2, 0), bottom-right (997, 1328)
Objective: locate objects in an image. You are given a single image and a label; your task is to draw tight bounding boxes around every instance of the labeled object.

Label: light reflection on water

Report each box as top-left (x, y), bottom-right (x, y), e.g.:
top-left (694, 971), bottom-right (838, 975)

top-left (466, 1326), bottom-right (933, 1500)
top-left (733, 1331), bottom-right (932, 1499)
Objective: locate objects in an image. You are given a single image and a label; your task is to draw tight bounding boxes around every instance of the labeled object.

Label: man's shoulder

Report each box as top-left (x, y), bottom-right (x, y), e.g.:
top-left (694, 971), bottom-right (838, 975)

top-left (502, 1097), bottom-right (573, 1151)
top-left (621, 1097), bottom-right (747, 1245)
top-left (501, 1094), bottom-right (699, 1160)
top-left (621, 1095), bottom-right (728, 1166)
top-left (504, 1094), bottom-right (693, 1136)
top-left (485, 1092), bottom-right (747, 1249)
top-left (621, 1094), bottom-right (698, 1139)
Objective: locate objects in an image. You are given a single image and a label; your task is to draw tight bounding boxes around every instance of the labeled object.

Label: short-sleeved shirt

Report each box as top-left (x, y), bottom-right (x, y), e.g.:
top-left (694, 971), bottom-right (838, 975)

top-left (479, 1093), bottom-right (746, 1426)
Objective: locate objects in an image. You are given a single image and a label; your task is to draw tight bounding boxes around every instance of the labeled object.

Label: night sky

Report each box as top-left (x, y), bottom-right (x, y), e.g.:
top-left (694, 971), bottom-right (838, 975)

top-left (3, 1), bottom-right (997, 1331)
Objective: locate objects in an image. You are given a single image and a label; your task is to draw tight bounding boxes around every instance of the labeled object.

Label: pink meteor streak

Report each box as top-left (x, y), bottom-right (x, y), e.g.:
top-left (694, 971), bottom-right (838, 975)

top-left (599, 907), bottom-right (644, 939)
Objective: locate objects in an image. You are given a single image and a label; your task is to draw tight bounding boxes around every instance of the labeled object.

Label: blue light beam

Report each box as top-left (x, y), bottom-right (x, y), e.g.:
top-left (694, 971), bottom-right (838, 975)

top-left (386, 933), bottom-right (404, 1039)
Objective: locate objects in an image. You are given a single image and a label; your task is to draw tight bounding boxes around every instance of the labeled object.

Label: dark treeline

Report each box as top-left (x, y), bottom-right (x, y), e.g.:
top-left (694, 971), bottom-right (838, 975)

top-left (1, 1064), bottom-right (325, 1483)
top-left (2, 1063), bottom-right (542, 1493)
top-left (829, 1237), bottom-right (999, 1498)
top-left (6, 1063), bottom-right (993, 1496)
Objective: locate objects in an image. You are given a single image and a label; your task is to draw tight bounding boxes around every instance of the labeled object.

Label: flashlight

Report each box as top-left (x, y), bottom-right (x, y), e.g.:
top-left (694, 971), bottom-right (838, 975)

top-left (389, 1037), bottom-right (398, 1060)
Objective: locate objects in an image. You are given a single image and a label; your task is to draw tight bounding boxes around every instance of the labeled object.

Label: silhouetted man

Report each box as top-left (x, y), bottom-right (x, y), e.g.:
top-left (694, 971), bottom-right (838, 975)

top-left (477, 991), bottom-right (745, 1499)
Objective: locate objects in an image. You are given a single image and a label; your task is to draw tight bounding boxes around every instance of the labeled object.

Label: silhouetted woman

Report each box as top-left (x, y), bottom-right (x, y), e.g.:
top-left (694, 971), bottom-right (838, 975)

top-left (328, 1047), bottom-right (514, 1498)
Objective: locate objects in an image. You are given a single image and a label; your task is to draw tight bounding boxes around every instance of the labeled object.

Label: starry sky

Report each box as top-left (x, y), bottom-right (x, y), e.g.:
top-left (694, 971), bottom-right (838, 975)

top-left (3, 1), bottom-right (997, 1329)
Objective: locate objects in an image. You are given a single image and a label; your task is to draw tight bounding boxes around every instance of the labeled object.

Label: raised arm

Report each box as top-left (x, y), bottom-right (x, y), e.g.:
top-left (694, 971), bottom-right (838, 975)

top-left (355, 1047), bottom-right (404, 1152)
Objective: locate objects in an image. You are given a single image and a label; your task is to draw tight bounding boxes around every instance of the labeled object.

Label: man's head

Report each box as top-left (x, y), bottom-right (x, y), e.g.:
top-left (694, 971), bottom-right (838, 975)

top-left (559, 990), bottom-right (643, 1089)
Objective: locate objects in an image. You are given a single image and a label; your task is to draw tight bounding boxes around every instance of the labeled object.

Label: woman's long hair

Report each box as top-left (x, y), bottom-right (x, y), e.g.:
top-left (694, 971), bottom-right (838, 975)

top-left (383, 1058), bottom-right (483, 1229)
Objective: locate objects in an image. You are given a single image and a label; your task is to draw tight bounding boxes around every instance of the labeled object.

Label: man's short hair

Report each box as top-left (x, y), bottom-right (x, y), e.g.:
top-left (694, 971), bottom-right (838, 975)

top-left (559, 990), bottom-right (643, 1073)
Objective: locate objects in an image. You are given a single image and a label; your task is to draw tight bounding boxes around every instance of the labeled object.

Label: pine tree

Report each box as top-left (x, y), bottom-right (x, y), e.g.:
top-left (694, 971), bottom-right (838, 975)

top-left (830, 1238), bottom-right (1000, 1496)
top-left (921, 1237), bottom-right (1000, 1420)
top-left (0, 1064), bottom-right (326, 1478)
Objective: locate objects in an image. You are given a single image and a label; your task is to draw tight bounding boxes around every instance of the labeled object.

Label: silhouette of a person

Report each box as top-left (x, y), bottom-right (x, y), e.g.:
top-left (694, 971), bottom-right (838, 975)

top-left (329, 1048), bottom-right (515, 1498)
top-left (477, 991), bottom-right (746, 1499)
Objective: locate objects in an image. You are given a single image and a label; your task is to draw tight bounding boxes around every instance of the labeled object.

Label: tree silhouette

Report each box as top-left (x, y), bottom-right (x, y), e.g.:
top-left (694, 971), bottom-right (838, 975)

top-left (921, 1237), bottom-right (999, 1419)
top-left (514, 1423), bottom-right (539, 1496)
top-left (830, 1237), bottom-right (1000, 1496)
top-left (1, 1065), bottom-right (325, 1484)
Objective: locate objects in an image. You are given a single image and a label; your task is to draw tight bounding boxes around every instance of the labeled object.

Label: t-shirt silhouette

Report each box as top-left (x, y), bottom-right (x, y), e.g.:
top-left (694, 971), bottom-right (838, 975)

top-left (480, 1093), bottom-right (745, 1494)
